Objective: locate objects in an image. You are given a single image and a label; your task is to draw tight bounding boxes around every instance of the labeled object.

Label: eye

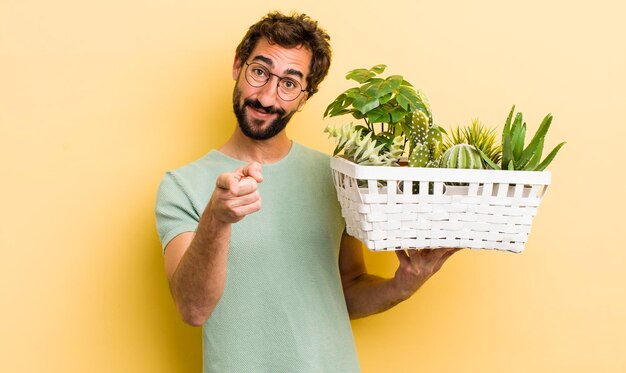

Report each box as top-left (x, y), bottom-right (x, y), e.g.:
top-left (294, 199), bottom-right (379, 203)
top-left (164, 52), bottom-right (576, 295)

top-left (280, 78), bottom-right (299, 91)
top-left (251, 66), bottom-right (268, 78)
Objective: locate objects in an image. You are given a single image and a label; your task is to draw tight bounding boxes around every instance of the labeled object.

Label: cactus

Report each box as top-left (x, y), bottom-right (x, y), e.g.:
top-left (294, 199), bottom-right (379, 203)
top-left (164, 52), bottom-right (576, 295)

top-left (404, 109), bottom-right (444, 167)
top-left (443, 119), bottom-right (502, 165)
top-left (440, 144), bottom-right (484, 169)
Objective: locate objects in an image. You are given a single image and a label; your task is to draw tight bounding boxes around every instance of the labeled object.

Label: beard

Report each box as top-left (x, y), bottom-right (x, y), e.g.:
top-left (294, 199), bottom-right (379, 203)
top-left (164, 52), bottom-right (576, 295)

top-left (232, 87), bottom-right (297, 140)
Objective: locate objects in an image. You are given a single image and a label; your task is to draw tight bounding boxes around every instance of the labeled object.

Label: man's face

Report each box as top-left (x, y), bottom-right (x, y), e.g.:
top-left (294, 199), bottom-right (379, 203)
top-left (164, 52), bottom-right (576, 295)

top-left (232, 38), bottom-right (312, 140)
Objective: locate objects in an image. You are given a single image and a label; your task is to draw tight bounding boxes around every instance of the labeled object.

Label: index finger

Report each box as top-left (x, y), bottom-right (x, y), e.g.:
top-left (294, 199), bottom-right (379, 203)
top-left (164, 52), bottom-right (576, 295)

top-left (241, 162), bottom-right (263, 183)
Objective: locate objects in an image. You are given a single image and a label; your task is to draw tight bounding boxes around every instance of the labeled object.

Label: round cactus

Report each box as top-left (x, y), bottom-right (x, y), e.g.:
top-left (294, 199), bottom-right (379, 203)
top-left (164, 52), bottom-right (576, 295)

top-left (440, 144), bottom-right (484, 169)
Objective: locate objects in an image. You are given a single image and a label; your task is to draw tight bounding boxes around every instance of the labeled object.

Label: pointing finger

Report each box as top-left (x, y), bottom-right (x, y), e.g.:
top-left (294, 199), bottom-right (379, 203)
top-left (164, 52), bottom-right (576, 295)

top-left (242, 162), bottom-right (263, 183)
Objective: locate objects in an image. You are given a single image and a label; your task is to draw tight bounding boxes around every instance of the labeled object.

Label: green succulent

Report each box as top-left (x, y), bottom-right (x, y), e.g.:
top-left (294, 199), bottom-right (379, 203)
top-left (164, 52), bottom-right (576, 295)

top-left (403, 110), bottom-right (445, 168)
top-left (479, 105), bottom-right (566, 171)
top-left (324, 123), bottom-right (404, 166)
top-left (443, 119), bottom-right (502, 166)
top-left (440, 144), bottom-right (484, 169)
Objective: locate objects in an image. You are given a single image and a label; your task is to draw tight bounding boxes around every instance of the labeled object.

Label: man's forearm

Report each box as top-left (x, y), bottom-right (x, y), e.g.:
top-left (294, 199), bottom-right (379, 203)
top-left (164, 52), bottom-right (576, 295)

top-left (170, 215), bottom-right (231, 326)
top-left (343, 274), bottom-right (412, 319)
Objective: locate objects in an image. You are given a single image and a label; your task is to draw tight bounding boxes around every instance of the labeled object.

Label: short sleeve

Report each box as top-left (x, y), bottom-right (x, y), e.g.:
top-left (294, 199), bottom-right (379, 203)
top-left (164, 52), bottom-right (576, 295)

top-left (155, 171), bottom-right (201, 252)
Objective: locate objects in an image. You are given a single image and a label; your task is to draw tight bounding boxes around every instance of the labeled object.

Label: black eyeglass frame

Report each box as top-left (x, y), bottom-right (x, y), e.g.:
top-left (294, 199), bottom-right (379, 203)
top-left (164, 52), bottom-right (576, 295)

top-left (243, 61), bottom-right (308, 102)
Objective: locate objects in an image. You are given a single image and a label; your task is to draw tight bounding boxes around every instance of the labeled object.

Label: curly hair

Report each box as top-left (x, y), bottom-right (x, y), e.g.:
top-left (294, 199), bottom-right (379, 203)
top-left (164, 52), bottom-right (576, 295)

top-left (235, 11), bottom-right (332, 98)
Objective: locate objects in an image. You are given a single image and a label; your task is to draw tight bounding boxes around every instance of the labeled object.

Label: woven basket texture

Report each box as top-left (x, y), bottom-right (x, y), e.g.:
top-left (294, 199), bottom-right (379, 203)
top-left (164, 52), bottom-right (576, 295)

top-left (331, 157), bottom-right (551, 253)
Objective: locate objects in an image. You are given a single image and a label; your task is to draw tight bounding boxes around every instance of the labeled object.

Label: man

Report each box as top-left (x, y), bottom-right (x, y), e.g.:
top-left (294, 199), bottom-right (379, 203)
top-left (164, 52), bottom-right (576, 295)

top-left (156, 11), bottom-right (459, 372)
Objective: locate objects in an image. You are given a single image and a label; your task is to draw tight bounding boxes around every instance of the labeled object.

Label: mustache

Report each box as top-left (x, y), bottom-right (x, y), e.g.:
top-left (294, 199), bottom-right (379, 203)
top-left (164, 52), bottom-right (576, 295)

top-left (244, 98), bottom-right (285, 116)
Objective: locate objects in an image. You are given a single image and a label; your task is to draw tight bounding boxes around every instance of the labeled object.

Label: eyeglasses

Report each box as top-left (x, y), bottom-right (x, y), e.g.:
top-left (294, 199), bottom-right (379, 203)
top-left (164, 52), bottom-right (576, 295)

top-left (244, 61), bottom-right (307, 101)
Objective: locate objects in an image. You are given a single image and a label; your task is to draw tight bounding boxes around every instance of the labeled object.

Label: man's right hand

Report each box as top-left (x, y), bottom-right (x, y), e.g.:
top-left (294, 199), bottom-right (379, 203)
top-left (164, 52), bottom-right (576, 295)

top-left (209, 162), bottom-right (263, 224)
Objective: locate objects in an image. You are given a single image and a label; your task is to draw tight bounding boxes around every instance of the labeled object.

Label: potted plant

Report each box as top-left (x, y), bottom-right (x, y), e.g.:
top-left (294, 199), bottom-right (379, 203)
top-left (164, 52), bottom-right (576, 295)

top-left (477, 105), bottom-right (566, 172)
top-left (440, 107), bottom-right (566, 196)
top-left (324, 64), bottom-right (444, 168)
top-left (324, 65), bottom-right (565, 253)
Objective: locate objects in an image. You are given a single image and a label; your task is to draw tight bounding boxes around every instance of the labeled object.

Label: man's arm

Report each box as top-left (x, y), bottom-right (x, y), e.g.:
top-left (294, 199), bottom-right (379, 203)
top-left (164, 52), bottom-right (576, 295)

top-left (339, 233), bottom-right (459, 319)
top-left (164, 163), bottom-right (263, 326)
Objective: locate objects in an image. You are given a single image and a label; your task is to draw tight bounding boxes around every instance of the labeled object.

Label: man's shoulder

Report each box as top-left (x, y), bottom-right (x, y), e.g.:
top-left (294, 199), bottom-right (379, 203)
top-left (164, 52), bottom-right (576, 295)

top-left (160, 150), bottom-right (237, 193)
top-left (169, 150), bottom-right (238, 176)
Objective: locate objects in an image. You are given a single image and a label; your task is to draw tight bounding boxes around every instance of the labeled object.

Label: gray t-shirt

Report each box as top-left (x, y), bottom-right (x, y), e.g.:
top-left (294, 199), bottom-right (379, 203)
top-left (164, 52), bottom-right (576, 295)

top-left (155, 142), bottom-right (360, 373)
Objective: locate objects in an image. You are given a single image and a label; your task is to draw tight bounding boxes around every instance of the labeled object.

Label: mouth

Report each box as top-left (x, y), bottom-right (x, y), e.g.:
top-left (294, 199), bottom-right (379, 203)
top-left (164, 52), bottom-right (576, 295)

top-left (248, 105), bottom-right (274, 118)
top-left (244, 99), bottom-right (284, 118)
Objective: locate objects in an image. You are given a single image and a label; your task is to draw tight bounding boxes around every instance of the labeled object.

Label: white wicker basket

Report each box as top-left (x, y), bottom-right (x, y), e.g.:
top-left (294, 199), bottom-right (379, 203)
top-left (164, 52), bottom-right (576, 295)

top-left (331, 157), bottom-right (551, 253)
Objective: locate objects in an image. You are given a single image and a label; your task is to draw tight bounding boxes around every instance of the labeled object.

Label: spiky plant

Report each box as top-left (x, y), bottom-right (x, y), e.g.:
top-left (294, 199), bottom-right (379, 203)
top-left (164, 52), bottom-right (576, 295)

top-left (478, 106), bottom-right (566, 171)
top-left (324, 123), bottom-right (404, 166)
top-left (443, 119), bottom-right (502, 166)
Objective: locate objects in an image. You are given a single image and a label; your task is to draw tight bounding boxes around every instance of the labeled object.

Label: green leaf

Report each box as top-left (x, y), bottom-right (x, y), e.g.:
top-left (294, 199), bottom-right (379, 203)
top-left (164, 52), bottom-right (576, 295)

top-left (507, 160), bottom-right (515, 170)
top-left (353, 96), bottom-right (380, 114)
top-left (365, 106), bottom-right (391, 123)
top-left (502, 131), bottom-right (513, 169)
top-left (343, 87), bottom-right (361, 98)
top-left (363, 78), bottom-right (393, 98)
top-left (501, 105), bottom-right (516, 168)
top-left (324, 97), bottom-right (351, 117)
top-left (385, 75), bottom-right (404, 91)
top-left (345, 68), bottom-right (375, 83)
top-left (512, 112), bottom-right (523, 129)
top-left (324, 93), bottom-right (346, 117)
top-left (373, 131), bottom-right (394, 150)
top-left (534, 142), bottom-right (566, 171)
top-left (521, 136), bottom-right (544, 170)
top-left (354, 125), bottom-right (370, 133)
top-left (389, 108), bottom-right (406, 123)
top-left (370, 64), bottom-right (387, 74)
top-left (378, 92), bottom-right (393, 105)
top-left (478, 148), bottom-right (501, 170)
top-left (518, 113), bottom-right (553, 167)
top-left (330, 108), bottom-right (353, 117)
top-left (510, 121), bottom-right (526, 161)
top-left (324, 88), bottom-right (360, 117)
top-left (502, 105), bottom-right (515, 144)
top-left (333, 143), bottom-right (345, 156)
top-left (352, 111), bottom-right (365, 120)
top-left (364, 104), bottom-right (406, 124)
top-left (396, 86), bottom-right (421, 112)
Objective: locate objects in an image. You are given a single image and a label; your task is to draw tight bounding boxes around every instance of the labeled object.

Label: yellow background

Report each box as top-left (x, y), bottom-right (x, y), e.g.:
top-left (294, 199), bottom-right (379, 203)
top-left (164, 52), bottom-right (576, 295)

top-left (2, 0), bottom-right (625, 372)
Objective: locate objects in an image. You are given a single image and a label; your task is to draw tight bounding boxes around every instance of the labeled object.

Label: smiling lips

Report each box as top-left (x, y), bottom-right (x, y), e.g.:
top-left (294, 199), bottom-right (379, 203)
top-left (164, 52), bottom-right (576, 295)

top-left (244, 98), bottom-right (285, 117)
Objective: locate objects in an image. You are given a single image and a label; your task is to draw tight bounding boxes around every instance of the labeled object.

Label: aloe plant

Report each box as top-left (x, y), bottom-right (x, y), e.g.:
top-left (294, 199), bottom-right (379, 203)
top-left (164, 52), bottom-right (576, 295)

top-left (479, 105), bottom-right (566, 171)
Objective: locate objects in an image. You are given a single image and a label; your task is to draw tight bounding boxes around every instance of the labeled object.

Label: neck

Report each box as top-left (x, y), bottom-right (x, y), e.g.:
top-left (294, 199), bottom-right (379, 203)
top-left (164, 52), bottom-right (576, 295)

top-left (219, 128), bottom-right (292, 164)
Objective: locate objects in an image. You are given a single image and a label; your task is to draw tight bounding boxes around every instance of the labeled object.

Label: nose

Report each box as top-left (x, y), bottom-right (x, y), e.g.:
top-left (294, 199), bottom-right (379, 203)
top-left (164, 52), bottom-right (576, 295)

top-left (256, 76), bottom-right (280, 107)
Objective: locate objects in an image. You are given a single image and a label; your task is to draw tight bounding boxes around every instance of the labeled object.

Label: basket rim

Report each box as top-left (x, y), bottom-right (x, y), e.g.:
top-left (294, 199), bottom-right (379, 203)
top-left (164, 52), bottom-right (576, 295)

top-left (331, 156), bottom-right (551, 185)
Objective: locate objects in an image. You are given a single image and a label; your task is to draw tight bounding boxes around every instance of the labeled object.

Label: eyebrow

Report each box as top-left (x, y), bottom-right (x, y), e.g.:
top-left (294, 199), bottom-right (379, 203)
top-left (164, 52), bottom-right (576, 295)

top-left (250, 55), bottom-right (305, 80)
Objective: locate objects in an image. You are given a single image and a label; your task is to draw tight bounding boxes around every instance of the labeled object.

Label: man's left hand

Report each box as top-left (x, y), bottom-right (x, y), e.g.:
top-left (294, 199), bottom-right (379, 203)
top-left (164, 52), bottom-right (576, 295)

top-left (392, 248), bottom-right (461, 298)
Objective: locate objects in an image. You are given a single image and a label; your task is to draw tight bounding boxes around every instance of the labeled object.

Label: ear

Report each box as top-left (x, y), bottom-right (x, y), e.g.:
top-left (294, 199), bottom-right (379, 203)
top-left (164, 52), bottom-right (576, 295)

top-left (232, 57), bottom-right (242, 80)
